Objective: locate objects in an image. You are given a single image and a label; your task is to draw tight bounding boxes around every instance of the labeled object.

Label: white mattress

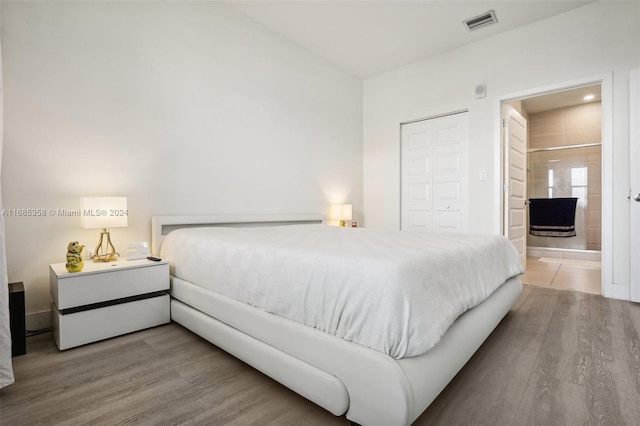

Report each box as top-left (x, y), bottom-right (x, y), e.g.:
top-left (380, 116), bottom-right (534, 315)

top-left (161, 225), bottom-right (524, 359)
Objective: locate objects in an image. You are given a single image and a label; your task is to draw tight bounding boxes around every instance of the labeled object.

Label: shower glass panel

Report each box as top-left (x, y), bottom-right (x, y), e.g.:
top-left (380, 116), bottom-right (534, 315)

top-left (527, 145), bottom-right (601, 250)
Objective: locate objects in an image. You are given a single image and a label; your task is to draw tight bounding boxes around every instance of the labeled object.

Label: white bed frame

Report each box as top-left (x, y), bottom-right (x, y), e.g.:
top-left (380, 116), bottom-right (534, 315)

top-left (152, 215), bottom-right (523, 425)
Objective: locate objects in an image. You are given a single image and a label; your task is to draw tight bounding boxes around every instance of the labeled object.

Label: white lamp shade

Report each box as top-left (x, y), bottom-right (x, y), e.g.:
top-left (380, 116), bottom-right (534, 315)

top-left (80, 197), bottom-right (128, 229)
top-left (330, 204), bottom-right (352, 221)
top-left (340, 204), bottom-right (352, 221)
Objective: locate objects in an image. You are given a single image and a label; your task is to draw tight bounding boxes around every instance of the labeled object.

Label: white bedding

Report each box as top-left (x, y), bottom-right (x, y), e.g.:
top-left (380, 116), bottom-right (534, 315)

top-left (161, 225), bottom-right (523, 359)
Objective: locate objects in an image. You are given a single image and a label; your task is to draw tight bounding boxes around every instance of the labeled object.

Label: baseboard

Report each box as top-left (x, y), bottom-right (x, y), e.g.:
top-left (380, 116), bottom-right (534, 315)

top-left (26, 310), bottom-right (52, 332)
top-left (526, 246), bottom-right (601, 262)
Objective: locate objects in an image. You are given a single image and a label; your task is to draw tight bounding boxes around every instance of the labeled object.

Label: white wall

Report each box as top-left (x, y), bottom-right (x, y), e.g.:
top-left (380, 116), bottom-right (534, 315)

top-left (1, 1), bottom-right (363, 325)
top-left (363, 1), bottom-right (639, 297)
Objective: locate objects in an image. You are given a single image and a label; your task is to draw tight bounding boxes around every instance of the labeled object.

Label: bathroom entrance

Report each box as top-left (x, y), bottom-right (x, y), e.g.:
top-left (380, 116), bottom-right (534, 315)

top-left (503, 84), bottom-right (603, 294)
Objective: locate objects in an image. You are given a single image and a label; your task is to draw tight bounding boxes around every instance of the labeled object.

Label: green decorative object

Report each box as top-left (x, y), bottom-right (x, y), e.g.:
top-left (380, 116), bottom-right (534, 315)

top-left (65, 241), bottom-right (85, 273)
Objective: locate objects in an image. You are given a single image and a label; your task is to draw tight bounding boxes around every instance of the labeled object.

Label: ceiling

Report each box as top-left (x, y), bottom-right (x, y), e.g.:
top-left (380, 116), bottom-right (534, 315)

top-left (521, 84), bottom-right (602, 114)
top-left (224, 0), bottom-right (595, 78)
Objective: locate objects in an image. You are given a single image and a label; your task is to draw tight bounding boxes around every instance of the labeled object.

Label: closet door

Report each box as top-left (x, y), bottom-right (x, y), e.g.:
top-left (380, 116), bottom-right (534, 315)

top-left (401, 119), bottom-right (433, 230)
top-left (401, 112), bottom-right (468, 231)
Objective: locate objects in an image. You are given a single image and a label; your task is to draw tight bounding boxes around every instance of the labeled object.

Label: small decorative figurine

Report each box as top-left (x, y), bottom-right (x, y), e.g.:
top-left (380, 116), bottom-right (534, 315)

top-left (65, 241), bottom-right (85, 273)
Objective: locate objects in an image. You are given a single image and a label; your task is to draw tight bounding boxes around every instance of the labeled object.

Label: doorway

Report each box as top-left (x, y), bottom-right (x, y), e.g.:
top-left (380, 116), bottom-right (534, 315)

top-left (502, 84), bottom-right (604, 295)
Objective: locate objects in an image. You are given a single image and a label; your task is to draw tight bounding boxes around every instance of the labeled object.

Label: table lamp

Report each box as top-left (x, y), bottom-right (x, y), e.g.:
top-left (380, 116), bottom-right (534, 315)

top-left (81, 197), bottom-right (128, 262)
top-left (330, 204), bottom-right (352, 227)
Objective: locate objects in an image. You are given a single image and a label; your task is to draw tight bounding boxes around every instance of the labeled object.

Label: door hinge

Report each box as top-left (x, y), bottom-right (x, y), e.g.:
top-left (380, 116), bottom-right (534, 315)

top-left (502, 118), bottom-right (508, 128)
top-left (503, 183), bottom-right (509, 192)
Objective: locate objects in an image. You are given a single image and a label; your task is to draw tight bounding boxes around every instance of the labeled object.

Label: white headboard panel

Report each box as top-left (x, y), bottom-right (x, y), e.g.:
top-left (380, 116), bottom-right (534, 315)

top-left (151, 214), bottom-right (325, 255)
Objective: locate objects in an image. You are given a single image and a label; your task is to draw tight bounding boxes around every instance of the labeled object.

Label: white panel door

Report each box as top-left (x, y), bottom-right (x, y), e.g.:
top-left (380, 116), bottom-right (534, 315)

top-left (433, 113), bottom-right (468, 232)
top-left (401, 112), bottom-right (468, 232)
top-left (630, 68), bottom-right (640, 302)
top-left (504, 106), bottom-right (528, 267)
top-left (401, 119), bottom-right (433, 230)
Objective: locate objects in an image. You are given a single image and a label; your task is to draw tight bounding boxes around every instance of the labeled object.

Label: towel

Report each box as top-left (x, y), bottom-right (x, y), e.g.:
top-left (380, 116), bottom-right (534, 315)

top-left (529, 198), bottom-right (578, 237)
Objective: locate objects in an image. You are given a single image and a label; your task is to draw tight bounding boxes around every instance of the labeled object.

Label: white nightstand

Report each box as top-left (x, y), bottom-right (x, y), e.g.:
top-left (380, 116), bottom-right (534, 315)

top-left (50, 258), bottom-right (170, 350)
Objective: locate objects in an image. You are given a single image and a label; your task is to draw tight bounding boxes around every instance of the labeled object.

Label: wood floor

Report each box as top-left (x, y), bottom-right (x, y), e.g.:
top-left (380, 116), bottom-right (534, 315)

top-left (2, 285), bottom-right (639, 425)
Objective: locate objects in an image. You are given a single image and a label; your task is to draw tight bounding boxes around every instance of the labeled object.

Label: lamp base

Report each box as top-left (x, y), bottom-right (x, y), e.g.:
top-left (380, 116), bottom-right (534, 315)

top-left (93, 253), bottom-right (118, 263)
top-left (92, 228), bottom-right (119, 262)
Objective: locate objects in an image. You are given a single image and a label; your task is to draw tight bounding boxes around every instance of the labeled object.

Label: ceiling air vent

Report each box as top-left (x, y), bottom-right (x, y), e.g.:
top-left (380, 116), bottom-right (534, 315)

top-left (464, 10), bottom-right (498, 31)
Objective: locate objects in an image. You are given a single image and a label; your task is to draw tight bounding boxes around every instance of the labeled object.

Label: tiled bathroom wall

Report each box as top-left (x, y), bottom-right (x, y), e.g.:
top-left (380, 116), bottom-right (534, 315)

top-left (527, 102), bottom-right (602, 251)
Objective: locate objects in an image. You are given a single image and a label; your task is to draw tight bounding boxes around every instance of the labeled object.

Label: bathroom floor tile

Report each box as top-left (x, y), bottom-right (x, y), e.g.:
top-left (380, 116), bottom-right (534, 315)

top-left (551, 264), bottom-right (601, 294)
top-left (520, 258), bottom-right (559, 287)
top-left (521, 256), bottom-right (601, 294)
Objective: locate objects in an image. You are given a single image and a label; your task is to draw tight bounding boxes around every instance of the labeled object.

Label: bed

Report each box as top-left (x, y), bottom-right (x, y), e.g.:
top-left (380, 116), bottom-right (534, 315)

top-left (151, 215), bottom-right (524, 425)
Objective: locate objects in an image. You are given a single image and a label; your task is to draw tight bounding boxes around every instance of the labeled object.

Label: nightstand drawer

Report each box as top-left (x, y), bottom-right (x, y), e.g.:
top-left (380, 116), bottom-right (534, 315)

top-left (50, 262), bottom-right (169, 310)
top-left (52, 294), bottom-right (170, 350)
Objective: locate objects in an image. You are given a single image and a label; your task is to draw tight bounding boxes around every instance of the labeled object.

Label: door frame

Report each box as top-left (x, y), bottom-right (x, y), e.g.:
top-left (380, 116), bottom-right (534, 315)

top-left (496, 72), bottom-right (613, 298)
top-left (630, 68), bottom-right (639, 302)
